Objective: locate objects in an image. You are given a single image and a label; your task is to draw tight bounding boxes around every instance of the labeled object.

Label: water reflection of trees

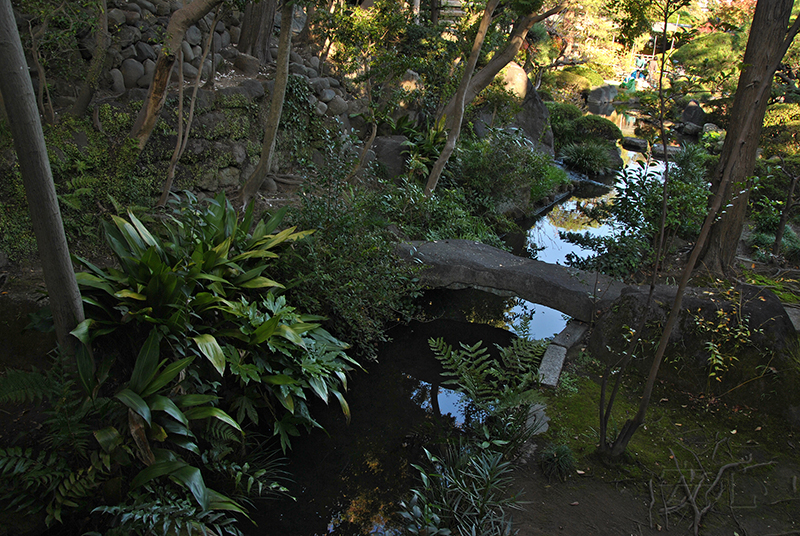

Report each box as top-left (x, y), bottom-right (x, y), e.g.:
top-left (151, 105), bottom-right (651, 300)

top-left (547, 193), bottom-right (617, 232)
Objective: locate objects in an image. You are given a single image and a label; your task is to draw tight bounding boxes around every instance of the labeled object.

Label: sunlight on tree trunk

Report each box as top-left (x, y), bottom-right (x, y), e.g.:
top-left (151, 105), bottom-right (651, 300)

top-left (130, 0), bottom-right (224, 150)
top-left (0, 0), bottom-right (84, 355)
top-left (240, 0), bottom-right (294, 206)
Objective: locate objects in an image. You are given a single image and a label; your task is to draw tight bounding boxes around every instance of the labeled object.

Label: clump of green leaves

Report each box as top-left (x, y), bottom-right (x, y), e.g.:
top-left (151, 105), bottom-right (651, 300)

top-left (560, 141), bottom-right (616, 176)
top-left (538, 443), bottom-right (576, 482)
top-left (563, 145), bottom-right (711, 279)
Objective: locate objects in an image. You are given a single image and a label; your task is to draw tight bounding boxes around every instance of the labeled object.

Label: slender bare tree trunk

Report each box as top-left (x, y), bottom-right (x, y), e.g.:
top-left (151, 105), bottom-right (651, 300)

top-left (130, 0), bottom-right (224, 150)
top-left (240, 0), bottom-right (293, 205)
top-left (0, 0), bottom-right (84, 355)
top-left (423, 0), bottom-right (500, 197)
top-left (699, 0), bottom-right (800, 275)
top-left (70, 0), bottom-right (109, 118)
top-left (439, 4), bottom-right (564, 129)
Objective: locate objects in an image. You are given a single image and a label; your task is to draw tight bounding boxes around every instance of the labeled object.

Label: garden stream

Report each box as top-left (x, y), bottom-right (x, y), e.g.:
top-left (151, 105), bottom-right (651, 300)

top-left (247, 115), bottom-right (662, 535)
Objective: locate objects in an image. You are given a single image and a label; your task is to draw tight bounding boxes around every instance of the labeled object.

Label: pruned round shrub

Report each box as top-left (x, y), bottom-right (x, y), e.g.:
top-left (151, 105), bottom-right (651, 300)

top-left (573, 114), bottom-right (623, 142)
top-left (545, 102), bottom-right (583, 150)
top-left (564, 65), bottom-right (604, 87)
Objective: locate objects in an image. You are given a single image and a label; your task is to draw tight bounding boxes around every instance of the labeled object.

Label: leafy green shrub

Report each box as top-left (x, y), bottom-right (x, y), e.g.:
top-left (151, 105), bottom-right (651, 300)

top-left (0, 192), bottom-right (363, 532)
top-left (572, 115), bottom-right (623, 142)
top-left (559, 141), bottom-right (616, 176)
top-left (538, 444), bottom-right (576, 482)
top-left (279, 176), bottom-right (422, 358)
top-left (748, 227), bottom-right (800, 263)
top-left (545, 101), bottom-right (583, 150)
top-left (451, 129), bottom-right (567, 215)
top-left (563, 145), bottom-right (711, 278)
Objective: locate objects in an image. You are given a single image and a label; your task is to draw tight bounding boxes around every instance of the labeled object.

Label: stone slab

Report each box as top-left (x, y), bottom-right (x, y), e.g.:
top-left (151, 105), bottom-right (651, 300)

top-left (539, 344), bottom-right (567, 388)
top-left (551, 321), bottom-right (589, 349)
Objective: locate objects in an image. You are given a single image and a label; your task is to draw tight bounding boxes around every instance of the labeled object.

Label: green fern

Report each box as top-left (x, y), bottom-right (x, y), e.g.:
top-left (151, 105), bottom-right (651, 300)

top-left (0, 447), bottom-right (69, 513)
top-left (0, 368), bottom-right (51, 404)
top-left (429, 338), bottom-right (499, 404)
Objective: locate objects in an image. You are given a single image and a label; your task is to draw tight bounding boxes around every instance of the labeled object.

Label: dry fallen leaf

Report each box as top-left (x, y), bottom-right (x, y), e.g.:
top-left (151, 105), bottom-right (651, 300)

top-left (570, 501), bottom-right (579, 506)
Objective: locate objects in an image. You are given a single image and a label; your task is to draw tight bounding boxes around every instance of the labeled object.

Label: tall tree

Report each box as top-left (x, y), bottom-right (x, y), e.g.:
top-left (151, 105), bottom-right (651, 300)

top-left (423, 0), bottom-right (500, 197)
top-left (425, 1), bottom-right (564, 196)
top-left (240, 0), bottom-right (294, 204)
top-left (238, 0), bottom-right (277, 63)
top-left (0, 0), bottom-right (84, 354)
top-left (699, 0), bottom-right (800, 275)
top-left (130, 0), bottom-right (225, 150)
top-left (69, 0), bottom-right (109, 118)
top-left (438, 3), bottom-right (565, 129)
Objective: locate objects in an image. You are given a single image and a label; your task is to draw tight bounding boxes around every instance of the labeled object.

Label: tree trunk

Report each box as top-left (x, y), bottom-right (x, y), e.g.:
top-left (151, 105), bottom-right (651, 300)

top-left (130, 0), bottom-right (224, 150)
top-left (240, 0), bottom-right (293, 205)
top-left (699, 0), bottom-right (800, 275)
top-left (0, 0), bottom-right (84, 355)
top-left (238, 0), bottom-right (276, 63)
top-left (423, 0), bottom-right (500, 197)
top-left (439, 4), bottom-right (564, 129)
top-left (70, 0), bottom-right (109, 118)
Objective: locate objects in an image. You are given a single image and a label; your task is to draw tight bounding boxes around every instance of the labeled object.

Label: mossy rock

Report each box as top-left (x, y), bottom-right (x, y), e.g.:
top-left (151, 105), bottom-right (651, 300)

top-left (551, 70), bottom-right (591, 92)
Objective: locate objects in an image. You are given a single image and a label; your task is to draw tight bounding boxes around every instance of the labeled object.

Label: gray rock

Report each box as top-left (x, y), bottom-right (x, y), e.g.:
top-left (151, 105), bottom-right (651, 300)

top-left (197, 170), bottom-right (218, 191)
top-left (347, 98), bottom-right (369, 116)
top-left (269, 47), bottom-right (278, 58)
top-left (124, 9), bottom-right (141, 24)
top-left (229, 25), bottom-right (240, 44)
top-left (120, 45), bottom-right (136, 60)
top-left (315, 101), bottom-right (328, 116)
top-left (152, 0), bottom-right (170, 16)
top-left (306, 68), bottom-right (318, 79)
top-left (212, 32), bottom-right (222, 53)
top-left (289, 62), bottom-right (308, 76)
top-left (132, 0), bottom-right (156, 14)
top-left (194, 89), bottom-right (215, 110)
top-left (703, 123), bottom-right (723, 133)
top-left (135, 41), bottom-right (157, 62)
top-left (136, 70), bottom-right (154, 87)
top-left (239, 79), bottom-right (264, 99)
top-left (185, 25), bottom-right (202, 46)
top-left (499, 62), bottom-right (527, 99)
top-left (586, 84), bottom-right (618, 104)
top-left (218, 167), bottom-right (241, 187)
top-left (169, 0), bottom-right (183, 10)
top-left (622, 137), bottom-right (648, 152)
top-left (143, 58), bottom-right (156, 75)
top-left (539, 345), bottom-right (566, 388)
top-left (327, 77), bottom-right (340, 88)
top-left (682, 121), bottom-right (703, 136)
top-left (230, 143), bottom-right (247, 166)
top-left (308, 56), bottom-right (320, 71)
top-left (141, 28), bottom-right (160, 44)
top-left (192, 45), bottom-right (201, 57)
top-left (507, 80), bottom-right (554, 155)
top-left (121, 58), bottom-right (145, 88)
top-left (108, 8), bottom-right (127, 26)
top-left (290, 50), bottom-right (303, 64)
top-left (220, 30), bottom-right (230, 48)
top-left (217, 86), bottom-right (250, 103)
top-left (215, 21), bottom-right (225, 33)
top-left (110, 68), bottom-right (126, 93)
top-left (233, 53), bottom-right (260, 76)
top-left (182, 61), bottom-right (198, 79)
top-left (681, 100), bottom-right (706, 126)
top-left (318, 88), bottom-right (336, 103)
top-left (201, 59), bottom-right (213, 79)
top-left (219, 47), bottom-right (238, 61)
top-left (372, 135), bottom-right (407, 180)
top-left (310, 77), bottom-right (330, 93)
top-left (326, 95), bottom-right (348, 116)
top-left (126, 87), bottom-right (148, 102)
top-left (181, 40), bottom-right (194, 62)
top-left (117, 25), bottom-right (141, 48)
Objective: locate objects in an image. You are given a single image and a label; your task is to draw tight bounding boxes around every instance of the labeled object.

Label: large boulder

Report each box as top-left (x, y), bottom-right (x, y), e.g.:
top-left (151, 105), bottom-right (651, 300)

top-left (586, 85), bottom-right (618, 105)
top-left (372, 135), bottom-right (408, 180)
top-left (682, 100), bottom-right (706, 126)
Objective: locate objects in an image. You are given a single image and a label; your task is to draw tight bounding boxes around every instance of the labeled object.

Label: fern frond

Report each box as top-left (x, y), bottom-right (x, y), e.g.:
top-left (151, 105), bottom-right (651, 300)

top-left (0, 368), bottom-right (52, 404)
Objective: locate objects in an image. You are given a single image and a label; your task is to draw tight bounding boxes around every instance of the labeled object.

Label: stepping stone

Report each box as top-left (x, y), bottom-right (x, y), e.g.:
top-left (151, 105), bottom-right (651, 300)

top-left (539, 345), bottom-right (567, 388)
top-left (552, 321), bottom-right (589, 348)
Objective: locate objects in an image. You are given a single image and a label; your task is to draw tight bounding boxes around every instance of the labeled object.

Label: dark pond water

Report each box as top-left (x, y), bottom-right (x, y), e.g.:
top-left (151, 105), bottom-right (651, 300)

top-left (243, 289), bottom-right (567, 536)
